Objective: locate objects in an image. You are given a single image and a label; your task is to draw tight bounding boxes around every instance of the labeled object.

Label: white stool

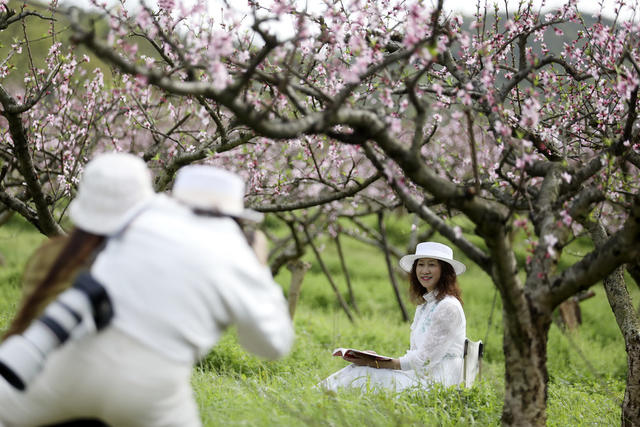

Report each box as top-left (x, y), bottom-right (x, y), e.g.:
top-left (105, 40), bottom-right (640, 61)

top-left (463, 338), bottom-right (484, 388)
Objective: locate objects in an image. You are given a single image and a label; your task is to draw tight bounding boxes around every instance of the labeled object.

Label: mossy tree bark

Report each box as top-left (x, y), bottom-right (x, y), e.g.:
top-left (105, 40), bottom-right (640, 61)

top-left (589, 221), bottom-right (640, 426)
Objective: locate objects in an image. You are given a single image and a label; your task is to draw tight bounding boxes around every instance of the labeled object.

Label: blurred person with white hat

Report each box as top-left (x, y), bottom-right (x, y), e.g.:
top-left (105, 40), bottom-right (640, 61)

top-left (319, 242), bottom-right (466, 392)
top-left (0, 152), bottom-right (154, 426)
top-left (172, 165), bottom-right (268, 263)
top-left (1, 151), bottom-right (154, 369)
top-left (7, 151), bottom-right (155, 332)
top-left (0, 161), bottom-right (293, 427)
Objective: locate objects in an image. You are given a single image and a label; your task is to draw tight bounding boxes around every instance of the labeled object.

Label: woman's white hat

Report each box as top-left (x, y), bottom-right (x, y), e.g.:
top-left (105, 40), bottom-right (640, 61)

top-left (399, 242), bottom-right (466, 275)
top-left (68, 152), bottom-right (154, 235)
top-left (172, 165), bottom-right (263, 222)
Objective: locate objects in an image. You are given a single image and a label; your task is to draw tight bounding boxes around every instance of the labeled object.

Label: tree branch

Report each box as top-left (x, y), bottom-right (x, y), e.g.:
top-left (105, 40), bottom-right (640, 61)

top-left (0, 190), bottom-right (42, 231)
top-left (256, 173), bottom-right (381, 212)
top-left (548, 196), bottom-right (640, 307)
top-left (0, 85), bottom-right (63, 235)
top-left (362, 142), bottom-right (492, 274)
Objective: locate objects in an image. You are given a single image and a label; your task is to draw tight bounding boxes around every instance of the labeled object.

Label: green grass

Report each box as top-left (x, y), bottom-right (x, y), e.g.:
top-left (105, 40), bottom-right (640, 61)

top-left (0, 216), bottom-right (46, 328)
top-left (0, 214), bottom-right (633, 425)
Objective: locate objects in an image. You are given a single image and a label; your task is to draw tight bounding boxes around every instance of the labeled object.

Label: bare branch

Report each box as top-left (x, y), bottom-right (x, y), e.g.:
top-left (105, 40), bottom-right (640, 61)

top-left (0, 190), bottom-right (41, 230)
top-left (256, 173), bottom-right (381, 213)
top-left (0, 10), bottom-right (54, 31)
top-left (548, 196), bottom-right (640, 307)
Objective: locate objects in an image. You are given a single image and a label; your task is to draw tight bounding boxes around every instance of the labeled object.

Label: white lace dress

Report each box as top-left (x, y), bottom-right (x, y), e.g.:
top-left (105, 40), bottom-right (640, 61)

top-left (320, 292), bottom-right (466, 392)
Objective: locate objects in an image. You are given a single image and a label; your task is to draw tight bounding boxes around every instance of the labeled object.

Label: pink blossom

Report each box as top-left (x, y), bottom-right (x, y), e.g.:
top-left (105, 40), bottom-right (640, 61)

top-left (135, 74), bottom-right (148, 87)
top-left (457, 89), bottom-right (472, 106)
top-left (515, 154), bottom-right (534, 169)
top-left (544, 234), bottom-right (558, 258)
top-left (387, 117), bottom-right (402, 134)
top-left (520, 98), bottom-right (541, 128)
top-left (494, 120), bottom-right (511, 137)
top-left (505, 20), bottom-right (515, 32)
top-left (209, 61), bottom-right (231, 91)
top-left (157, 0), bottom-right (175, 12)
top-left (560, 210), bottom-right (573, 227)
top-left (135, 9), bottom-right (152, 29)
top-left (615, 72), bottom-right (640, 100)
top-left (514, 218), bottom-right (528, 228)
top-left (344, 56), bottom-right (369, 83)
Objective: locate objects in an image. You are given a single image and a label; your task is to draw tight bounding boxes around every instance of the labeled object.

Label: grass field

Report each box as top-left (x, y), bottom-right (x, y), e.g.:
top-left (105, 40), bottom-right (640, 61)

top-left (0, 214), bottom-right (633, 426)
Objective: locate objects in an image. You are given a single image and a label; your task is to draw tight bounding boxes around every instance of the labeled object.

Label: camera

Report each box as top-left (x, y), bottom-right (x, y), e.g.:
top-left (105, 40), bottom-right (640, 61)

top-left (0, 272), bottom-right (113, 390)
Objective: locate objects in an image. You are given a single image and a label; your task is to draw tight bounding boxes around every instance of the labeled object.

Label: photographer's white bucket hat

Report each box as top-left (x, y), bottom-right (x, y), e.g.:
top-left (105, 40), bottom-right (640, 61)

top-left (68, 153), bottom-right (154, 235)
top-left (172, 165), bottom-right (263, 222)
top-left (399, 242), bottom-right (466, 275)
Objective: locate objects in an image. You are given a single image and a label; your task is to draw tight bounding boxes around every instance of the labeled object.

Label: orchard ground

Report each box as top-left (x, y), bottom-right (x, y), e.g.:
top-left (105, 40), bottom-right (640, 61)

top-left (0, 214), bottom-right (631, 426)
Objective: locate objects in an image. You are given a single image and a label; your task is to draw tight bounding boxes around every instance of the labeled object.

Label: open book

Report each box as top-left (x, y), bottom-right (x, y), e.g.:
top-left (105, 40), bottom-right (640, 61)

top-left (332, 348), bottom-right (392, 361)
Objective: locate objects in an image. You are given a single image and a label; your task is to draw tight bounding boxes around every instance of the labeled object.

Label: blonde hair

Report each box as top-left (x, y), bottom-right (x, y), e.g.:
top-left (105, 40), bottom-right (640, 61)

top-left (2, 229), bottom-right (105, 339)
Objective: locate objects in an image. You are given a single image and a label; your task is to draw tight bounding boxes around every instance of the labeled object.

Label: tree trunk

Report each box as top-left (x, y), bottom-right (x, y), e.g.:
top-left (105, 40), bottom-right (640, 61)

top-left (303, 226), bottom-right (355, 322)
top-left (287, 260), bottom-right (310, 319)
top-left (335, 234), bottom-right (359, 314)
top-left (556, 291), bottom-right (595, 330)
top-left (378, 212), bottom-right (409, 322)
top-left (623, 331), bottom-right (640, 426)
top-left (501, 300), bottom-right (551, 426)
top-left (0, 209), bottom-right (14, 227)
top-left (602, 266), bottom-right (640, 426)
top-left (557, 299), bottom-right (580, 330)
top-left (588, 222), bottom-right (640, 425)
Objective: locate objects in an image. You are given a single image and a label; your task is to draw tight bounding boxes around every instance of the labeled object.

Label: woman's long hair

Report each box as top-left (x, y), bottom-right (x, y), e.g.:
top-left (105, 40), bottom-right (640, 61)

top-left (408, 259), bottom-right (463, 306)
top-left (2, 228), bottom-right (105, 339)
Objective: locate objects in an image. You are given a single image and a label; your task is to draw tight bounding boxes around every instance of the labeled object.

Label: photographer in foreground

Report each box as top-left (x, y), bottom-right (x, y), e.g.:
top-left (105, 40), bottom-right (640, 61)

top-left (0, 162), bottom-right (293, 426)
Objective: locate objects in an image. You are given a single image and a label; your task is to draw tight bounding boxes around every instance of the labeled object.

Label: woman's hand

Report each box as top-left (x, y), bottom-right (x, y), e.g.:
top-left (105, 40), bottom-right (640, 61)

top-left (344, 354), bottom-right (401, 370)
top-left (343, 353), bottom-right (369, 366)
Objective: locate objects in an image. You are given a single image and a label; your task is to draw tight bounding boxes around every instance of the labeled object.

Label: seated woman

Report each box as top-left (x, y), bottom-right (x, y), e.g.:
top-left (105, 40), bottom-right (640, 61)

top-left (320, 242), bottom-right (466, 392)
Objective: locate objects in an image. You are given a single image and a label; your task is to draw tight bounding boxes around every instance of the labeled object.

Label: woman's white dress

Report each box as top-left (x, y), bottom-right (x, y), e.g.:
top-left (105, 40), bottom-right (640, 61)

top-left (320, 292), bottom-right (466, 392)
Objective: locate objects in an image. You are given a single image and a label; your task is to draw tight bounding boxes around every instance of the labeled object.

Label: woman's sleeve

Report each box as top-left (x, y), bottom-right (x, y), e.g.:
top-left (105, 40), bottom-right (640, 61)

top-left (399, 300), bottom-right (463, 371)
top-left (215, 245), bottom-right (294, 360)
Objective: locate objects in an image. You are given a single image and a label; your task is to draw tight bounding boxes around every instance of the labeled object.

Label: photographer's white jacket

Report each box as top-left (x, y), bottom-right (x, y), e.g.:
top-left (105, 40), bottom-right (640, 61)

top-left (0, 194), bottom-right (293, 426)
top-left (91, 194), bottom-right (293, 363)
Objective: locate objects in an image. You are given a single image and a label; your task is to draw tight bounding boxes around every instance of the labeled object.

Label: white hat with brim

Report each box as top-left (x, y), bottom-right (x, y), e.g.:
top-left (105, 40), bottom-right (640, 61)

top-left (172, 165), bottom-right (264, 222)
top-left (399, 242), bottom-right (466, 275)
top-left (68, 153), bottom-right (154, 236)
